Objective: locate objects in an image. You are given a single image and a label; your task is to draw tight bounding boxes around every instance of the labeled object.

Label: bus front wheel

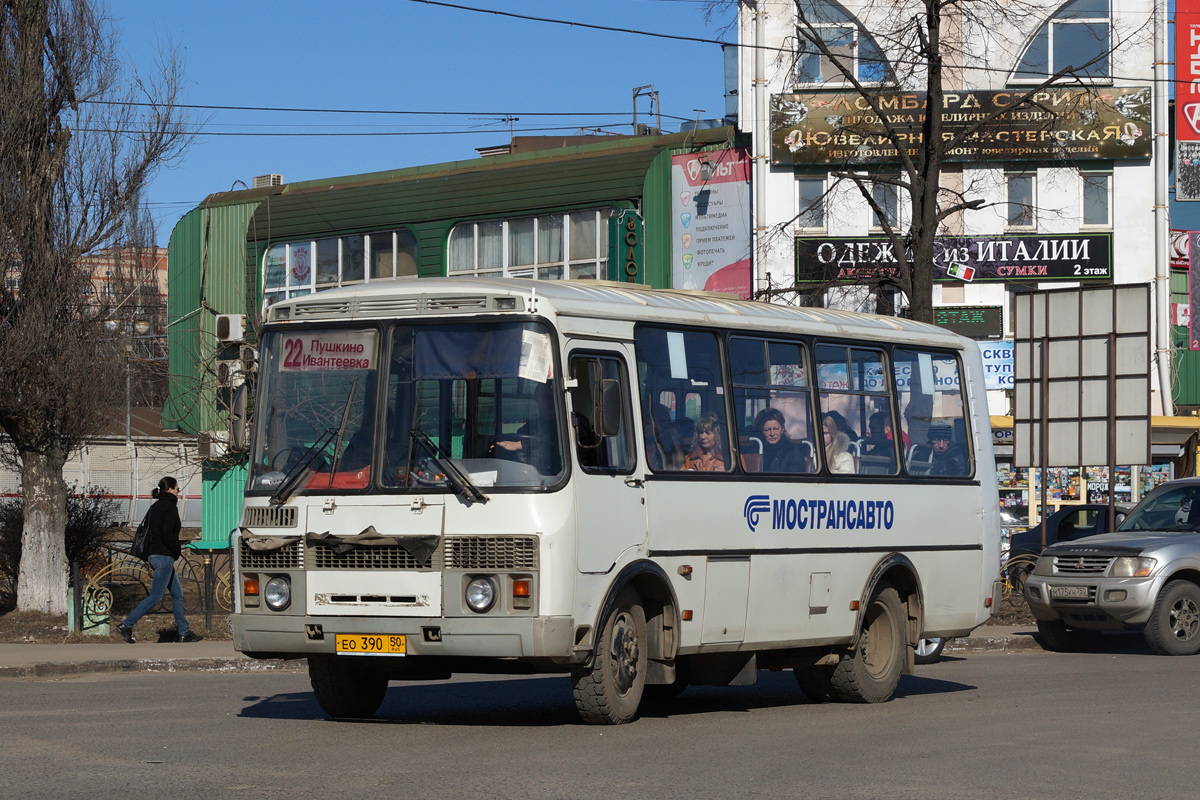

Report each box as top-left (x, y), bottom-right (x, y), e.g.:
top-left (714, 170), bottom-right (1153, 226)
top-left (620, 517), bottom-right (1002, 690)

top-left (830, 583), bottom-right (905, 703)
top-left (572, 588), bottom-right (647, 724)
top-left (308, 655), bottom-right (388, 719)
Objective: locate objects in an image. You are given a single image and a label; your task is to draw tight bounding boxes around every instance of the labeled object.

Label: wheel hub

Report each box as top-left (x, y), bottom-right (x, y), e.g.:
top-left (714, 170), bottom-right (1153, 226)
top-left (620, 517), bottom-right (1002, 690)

top-left (1169, 598), bottom-right (1200, 641)
top-left (610, 611), bottom-right (640, 693)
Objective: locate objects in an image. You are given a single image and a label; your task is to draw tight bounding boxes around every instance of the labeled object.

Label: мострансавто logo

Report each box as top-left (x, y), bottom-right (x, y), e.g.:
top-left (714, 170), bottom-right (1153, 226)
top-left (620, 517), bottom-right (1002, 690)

top-left (744, 494), bottom-right (895, 533)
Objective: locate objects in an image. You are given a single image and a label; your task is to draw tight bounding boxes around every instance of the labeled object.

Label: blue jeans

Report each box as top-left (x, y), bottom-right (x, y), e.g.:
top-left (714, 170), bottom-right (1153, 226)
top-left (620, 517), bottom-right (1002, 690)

top-left (121, 554), bottom-right (190, 637)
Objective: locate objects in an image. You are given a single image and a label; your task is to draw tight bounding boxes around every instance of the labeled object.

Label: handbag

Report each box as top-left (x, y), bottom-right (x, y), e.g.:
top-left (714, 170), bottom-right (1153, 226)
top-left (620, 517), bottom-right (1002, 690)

top-left (129, 511), bottom-right (153, 560)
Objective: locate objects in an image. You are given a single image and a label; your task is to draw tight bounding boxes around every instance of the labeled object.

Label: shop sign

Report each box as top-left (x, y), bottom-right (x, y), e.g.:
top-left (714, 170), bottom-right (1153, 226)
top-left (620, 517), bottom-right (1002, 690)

top-left (980, 341), bottom-right (1014, 391)
top-left (771, 88), bottom-right (1151, 166)
top-left (1171, 229), bottom-right (1192, 270)
top-left (795, 233), bottom-right (1111, 284)
top-left (609, 210), bottom-right (643, 283)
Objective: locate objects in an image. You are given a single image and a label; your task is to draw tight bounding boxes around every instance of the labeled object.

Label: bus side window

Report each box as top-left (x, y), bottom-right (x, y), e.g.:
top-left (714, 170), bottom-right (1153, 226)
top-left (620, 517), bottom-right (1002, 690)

top-left (569, 354), bottom-right (635, 473)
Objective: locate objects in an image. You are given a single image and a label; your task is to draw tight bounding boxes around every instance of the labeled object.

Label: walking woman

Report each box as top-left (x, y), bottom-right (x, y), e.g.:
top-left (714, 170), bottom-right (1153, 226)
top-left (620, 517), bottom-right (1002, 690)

top-left (116, 477), bottom-right (203, 644)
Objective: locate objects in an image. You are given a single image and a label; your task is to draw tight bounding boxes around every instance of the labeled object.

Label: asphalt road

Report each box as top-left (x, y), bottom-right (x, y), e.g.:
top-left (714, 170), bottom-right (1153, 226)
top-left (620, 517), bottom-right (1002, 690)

top-left (3, 640), bottom-right (1198, 800)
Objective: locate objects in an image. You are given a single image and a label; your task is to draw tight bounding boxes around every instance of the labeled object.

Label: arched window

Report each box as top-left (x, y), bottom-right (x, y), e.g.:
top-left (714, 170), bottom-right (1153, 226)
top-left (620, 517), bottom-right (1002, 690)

top-left (793, 0), bottom-right (893, 86)
top-left (1011, 0), bottom-right (1111, 83)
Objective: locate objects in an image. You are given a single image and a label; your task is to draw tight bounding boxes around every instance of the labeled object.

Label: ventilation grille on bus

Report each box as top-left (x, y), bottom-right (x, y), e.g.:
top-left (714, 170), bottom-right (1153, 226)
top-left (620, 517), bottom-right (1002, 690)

top-left (357, 298), bottom-right (422, 315)
top-left (243, 506), bottom-right (298, 528)
top-left (291, 301), bottom-right (352, 317)
top-left (426, 295), bottom-right (488, 311)
top-left (444, 536), bottom-right (538, 570)
top-left (239, 539), bottom-right (303, 571)
top-left (307, 542), bottom-right (444, 571)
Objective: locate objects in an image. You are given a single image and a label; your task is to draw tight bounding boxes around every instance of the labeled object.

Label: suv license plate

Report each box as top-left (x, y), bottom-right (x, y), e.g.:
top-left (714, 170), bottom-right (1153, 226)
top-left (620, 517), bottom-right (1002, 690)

top-left (1050, 585), bottom-right (1089, 599)
top-left (335, 634), bottom-right (406, 656)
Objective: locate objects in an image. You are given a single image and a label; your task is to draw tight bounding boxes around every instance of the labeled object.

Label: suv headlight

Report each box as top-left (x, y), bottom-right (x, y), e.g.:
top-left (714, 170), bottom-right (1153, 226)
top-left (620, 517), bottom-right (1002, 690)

top-left (1033, 554), bottom-right (1054, 576)
top-left (1110, 557), bottom-right (1156, 578)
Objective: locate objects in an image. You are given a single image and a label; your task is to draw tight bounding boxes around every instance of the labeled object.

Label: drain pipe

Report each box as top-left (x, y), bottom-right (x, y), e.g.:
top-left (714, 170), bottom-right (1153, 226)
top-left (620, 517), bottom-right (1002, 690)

top-left (1154, 0), bottom-right (1174, 415)
top-left (752, 1), bottom-right (769, 298)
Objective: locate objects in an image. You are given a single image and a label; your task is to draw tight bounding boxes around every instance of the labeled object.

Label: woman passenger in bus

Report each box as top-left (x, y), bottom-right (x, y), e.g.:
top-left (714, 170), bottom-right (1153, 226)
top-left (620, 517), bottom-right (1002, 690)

top-left (682, 414), bottom-right (727, 472)
top-left (823, 414), bottom-right (855, 474)
top-left (754, 408), bottom-right (806, 473)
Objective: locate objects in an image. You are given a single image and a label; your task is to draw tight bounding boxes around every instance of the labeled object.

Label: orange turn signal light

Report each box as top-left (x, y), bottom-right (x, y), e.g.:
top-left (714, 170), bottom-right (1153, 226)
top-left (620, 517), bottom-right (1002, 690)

top-left (682, 610), bottom-right (693, 621)
top-left (512, 579), bottom-right (531, 598)
top-left (244, 576), bottom-right (260, 596)
top-left (849, 600), bottom-right (860, 611)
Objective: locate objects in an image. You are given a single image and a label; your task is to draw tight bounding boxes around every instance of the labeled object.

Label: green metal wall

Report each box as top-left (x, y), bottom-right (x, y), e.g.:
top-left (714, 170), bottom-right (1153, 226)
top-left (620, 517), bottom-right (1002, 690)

top-left (195, 461), bottom-right (247, 551)
top-left (1171, 269), bottom-right (1200, 406)
top-left (165, 201), bottom-right (261, 433)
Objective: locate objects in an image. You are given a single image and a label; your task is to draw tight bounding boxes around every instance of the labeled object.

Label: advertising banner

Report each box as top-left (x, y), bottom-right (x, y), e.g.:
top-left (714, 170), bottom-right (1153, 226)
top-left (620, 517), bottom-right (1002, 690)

top-left (1190, 232), bottom-right (1200, 349)
top-left (980, 341), bottom-right (1015, 391)
top-left (671, 148), bottom-right (752, 299)
top-left (1172, 229), bottom-right (1192, 269)
top-left (771, 88), bottom-right (1151, 166)
top-left (794, 232), bottom-right (1111, 284)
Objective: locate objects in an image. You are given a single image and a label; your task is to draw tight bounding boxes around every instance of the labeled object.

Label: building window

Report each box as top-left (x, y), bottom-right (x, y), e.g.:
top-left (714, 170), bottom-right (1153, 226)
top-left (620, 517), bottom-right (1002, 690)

top-left (1011, 0), bottom-right (1110, 83)
top-left (448, 209), bottom-right (613, 280)
top-left (797, 177), bottom-right (826, 230)
top-left (869, 179), bottom-right (899, 231)
top-left (793, 0), bottom-right (892, 86)
top-left (1081, 171), bottom-right (1111, 226)
top-left (1006, 173), bottom-right (1036, 229)
top-left (262, 229), bottom-right (418, 307)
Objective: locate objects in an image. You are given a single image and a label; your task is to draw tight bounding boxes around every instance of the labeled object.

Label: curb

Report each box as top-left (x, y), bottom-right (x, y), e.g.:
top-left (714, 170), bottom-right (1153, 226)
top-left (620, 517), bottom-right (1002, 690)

top-left (0, 656), bottom-right (306, 680)
top-left (947, 634), bottom-right (1042, 654)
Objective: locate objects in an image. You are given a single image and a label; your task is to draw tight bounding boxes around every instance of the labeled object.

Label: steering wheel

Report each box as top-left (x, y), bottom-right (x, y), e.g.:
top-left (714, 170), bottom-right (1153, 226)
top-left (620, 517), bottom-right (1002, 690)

top-left (270, 448), bottom-right (294, 472)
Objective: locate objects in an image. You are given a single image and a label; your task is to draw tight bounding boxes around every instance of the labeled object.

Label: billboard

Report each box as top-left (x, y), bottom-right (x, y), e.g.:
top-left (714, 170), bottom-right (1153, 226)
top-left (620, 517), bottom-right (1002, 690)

top-left (772, 88), bottom-right (1152, 166)
top-left (1178, 0), bottom-right (1200, 199)
top-left (794, 233), bottom-right (1112, 284)
top-left (671, 148), bottom-right (752, 299)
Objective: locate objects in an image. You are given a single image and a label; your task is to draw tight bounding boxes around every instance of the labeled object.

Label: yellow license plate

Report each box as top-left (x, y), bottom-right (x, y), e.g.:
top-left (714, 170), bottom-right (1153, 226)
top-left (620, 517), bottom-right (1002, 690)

top-left (335, 634), bottom-right (406, 656)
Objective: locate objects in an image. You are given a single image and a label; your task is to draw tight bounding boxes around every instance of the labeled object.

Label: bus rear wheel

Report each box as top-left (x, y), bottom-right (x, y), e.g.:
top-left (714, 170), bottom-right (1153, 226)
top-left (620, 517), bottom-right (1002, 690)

top-left (308, 655), bottom-right (388, 719)
top-left (829, 584), bottom-right (905, 703)
top-left (572, 588), bottom-right (647, 724)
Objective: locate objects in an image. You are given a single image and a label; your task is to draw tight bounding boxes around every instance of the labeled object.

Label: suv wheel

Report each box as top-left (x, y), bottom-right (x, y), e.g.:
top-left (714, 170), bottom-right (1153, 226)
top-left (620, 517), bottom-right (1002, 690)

top-left (1035, 619), bottom-right (1089, 652)
top-left (1144, 580), bottom-right (1200, 656)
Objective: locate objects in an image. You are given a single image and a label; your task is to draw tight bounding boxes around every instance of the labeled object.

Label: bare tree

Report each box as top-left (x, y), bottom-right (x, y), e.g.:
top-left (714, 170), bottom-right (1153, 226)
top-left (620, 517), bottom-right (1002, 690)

top-left (0, 0), bottom-right (191, 613)
top-left (728, 0), bottom-right (1151, 321)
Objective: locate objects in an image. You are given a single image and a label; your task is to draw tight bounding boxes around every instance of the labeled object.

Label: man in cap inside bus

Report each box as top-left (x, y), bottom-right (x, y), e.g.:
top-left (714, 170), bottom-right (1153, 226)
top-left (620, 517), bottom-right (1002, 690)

top-left (927, 419), bottom-right (968, 476)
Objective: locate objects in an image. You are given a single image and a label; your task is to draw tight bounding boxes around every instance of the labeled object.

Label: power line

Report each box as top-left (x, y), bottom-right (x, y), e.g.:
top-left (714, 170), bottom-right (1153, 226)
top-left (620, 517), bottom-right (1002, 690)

top-left (78, 123), bottom-right (636, 138)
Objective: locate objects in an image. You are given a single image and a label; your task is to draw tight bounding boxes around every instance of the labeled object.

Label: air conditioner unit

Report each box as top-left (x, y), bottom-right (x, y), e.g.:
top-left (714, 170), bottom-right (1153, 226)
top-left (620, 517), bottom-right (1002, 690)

top-left (216, 359), bottom-right (245, 388)
top-left (253, 173), bottom-right (284, 189)
top-left (216, 314), bottom-right (245, 342)
top-left (239, 344), bottom-right (258, 371)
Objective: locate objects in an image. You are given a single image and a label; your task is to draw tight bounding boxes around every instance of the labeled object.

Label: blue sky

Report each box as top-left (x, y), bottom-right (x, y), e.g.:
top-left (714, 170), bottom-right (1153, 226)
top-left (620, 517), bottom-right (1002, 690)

top-left (117, 1), bottom-right (737, 245)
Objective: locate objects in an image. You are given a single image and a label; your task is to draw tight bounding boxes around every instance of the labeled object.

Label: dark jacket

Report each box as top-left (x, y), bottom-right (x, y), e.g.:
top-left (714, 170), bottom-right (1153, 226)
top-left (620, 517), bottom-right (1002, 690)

top-left (146, 492), bottom-right (182, 560)
top-left (761, 439), bottom-right (807, 473)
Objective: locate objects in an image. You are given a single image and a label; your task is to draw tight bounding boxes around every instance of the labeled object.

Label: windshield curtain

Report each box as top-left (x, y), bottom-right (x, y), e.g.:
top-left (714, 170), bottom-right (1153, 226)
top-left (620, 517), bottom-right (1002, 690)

top-left (248, 321), bottom-right (565, 494)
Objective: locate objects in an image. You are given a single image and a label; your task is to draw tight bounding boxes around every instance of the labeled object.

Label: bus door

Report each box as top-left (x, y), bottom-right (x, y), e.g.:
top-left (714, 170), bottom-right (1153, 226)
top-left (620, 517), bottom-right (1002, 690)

top-left (566, 344), bottom-right (646, 573)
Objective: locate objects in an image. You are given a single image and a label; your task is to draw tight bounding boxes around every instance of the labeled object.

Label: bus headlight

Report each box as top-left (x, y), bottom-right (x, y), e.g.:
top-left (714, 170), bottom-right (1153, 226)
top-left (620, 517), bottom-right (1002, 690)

top-left (264, 576), bottom-right (291, 611)
top-left (465, 577), bottom-right (497, 613)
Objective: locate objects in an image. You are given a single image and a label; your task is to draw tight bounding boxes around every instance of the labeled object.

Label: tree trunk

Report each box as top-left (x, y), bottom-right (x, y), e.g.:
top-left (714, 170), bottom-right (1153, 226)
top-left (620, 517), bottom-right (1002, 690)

top-left (16, 450), bottom-right (70, 614)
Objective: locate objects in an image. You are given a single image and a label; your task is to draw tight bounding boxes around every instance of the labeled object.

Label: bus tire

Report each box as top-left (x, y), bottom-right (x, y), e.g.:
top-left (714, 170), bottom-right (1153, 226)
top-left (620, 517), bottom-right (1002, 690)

top-left (572, 587), bottom-right (647, 724)
top-left (793, 665), bottom-right (842, 703)
top-left (308, 655), bottom-right (388, 719)
top-left (830, 584), bottom-right (905, 703)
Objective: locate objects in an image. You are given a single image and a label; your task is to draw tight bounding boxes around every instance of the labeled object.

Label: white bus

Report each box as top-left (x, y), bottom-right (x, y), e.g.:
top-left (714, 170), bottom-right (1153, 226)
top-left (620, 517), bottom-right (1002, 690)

top-left (232, 278), bottom-right (1001, 723)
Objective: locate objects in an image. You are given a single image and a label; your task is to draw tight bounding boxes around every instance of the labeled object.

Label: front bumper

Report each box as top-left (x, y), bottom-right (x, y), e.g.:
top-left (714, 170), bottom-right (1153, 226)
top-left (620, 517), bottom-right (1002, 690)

top-left (232, 612), bottom-right (575, 661)
top-left (1024, 574), bottom-right (1160, 629)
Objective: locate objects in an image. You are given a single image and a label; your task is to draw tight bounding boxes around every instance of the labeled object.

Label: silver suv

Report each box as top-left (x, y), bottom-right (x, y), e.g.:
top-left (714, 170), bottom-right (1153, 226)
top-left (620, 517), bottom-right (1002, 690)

top-left (1025, 478), bottom-right (1200, 655)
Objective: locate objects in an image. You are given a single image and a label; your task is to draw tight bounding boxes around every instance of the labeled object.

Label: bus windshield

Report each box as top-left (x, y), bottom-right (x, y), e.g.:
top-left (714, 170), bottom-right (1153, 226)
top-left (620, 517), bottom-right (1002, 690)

top-left (248, 320), bottom-right (564, 495)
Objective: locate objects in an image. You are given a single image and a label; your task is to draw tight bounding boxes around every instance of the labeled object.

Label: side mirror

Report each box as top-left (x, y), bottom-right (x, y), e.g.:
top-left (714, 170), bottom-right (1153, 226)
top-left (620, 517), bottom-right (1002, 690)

top-left (230, 384), bottom-right (249, 451)
top-left (596, 379), bottom-right (623, 437)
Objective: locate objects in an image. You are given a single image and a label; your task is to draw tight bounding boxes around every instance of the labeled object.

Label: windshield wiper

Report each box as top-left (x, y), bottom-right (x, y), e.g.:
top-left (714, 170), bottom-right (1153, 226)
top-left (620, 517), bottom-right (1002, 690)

top-left (270, 384), bottom-right (359, 507)
top-left (408, 428), bottom-right (488, 504)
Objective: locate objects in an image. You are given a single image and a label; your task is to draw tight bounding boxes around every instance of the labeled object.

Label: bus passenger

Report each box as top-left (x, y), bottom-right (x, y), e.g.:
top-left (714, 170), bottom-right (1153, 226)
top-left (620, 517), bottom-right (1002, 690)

top-left (926, 419), bottom-right (968, 476)
top-left (823, 414), bottom-right (855, 474)
top-left (754, 408), bottom-right (806, 473)
top-left (682, 414), bottom-right (726, 472)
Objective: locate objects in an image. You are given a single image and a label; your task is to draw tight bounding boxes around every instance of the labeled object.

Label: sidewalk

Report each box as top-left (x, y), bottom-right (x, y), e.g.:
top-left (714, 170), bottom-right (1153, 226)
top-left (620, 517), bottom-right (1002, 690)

top-left (0, 625), bottom-right (1041, 680)
top-left (0, 638), bottom-right (304, 679)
